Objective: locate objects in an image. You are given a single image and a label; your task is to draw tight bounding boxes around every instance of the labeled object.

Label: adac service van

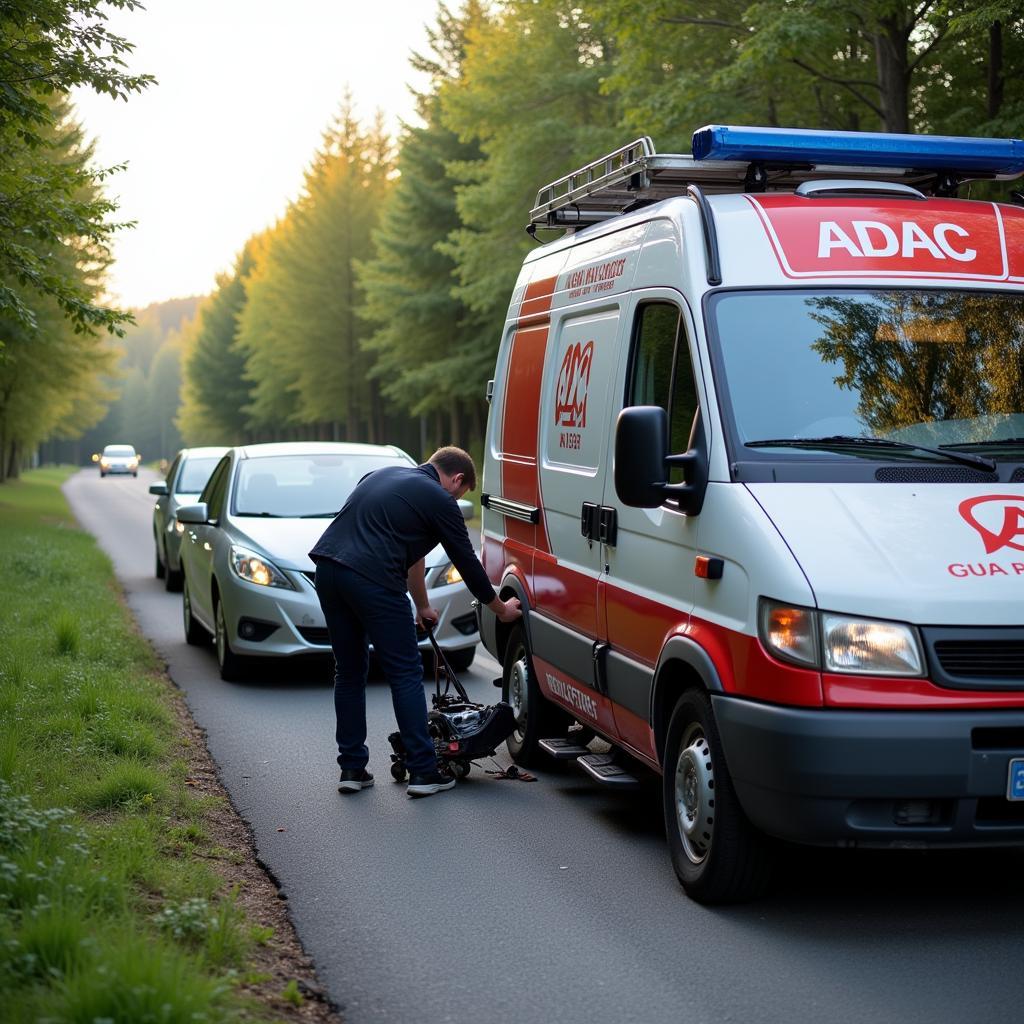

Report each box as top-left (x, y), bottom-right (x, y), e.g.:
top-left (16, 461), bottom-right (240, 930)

top-left (475, 125), bottom-right (1024, 903)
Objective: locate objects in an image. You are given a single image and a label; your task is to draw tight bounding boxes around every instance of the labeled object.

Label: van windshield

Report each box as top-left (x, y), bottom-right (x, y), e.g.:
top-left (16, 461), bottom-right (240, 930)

top-left (710, 289), bottom-right (1024, 454)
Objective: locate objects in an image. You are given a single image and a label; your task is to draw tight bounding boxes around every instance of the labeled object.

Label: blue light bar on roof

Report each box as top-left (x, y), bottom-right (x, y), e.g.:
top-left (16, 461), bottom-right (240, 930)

top-left (691, 124), bottom-right (1024, 176)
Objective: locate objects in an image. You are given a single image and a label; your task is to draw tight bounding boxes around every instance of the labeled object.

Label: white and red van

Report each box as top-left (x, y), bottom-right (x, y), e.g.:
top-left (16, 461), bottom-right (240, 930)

top-left (477, 126), bottom-right (1024, 903)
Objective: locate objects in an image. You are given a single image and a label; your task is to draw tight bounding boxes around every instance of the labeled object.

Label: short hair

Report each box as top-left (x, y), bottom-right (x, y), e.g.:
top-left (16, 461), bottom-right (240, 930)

top-left (429, 446), bottom-right (477, 491)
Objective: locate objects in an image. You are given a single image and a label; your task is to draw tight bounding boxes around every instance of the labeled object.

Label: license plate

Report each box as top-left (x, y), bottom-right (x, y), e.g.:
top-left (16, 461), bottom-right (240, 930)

top-left (1009, 758), bottom-right (1024, 801)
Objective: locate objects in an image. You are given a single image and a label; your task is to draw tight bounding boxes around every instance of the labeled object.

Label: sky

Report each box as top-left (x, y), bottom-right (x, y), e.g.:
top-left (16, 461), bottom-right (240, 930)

top-left (72, 0), bottom-right (435, 310)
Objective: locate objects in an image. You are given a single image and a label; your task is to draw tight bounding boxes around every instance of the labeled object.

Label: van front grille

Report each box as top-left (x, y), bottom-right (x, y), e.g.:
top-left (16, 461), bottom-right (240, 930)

top-left (923, 627), bottom-right (1024, 689)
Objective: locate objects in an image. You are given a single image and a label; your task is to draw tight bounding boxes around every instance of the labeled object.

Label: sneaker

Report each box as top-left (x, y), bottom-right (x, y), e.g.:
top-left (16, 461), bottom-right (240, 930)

top-left (338, 769), bottom-right (374, 793)
top-left (406, 770), bottom-right (456, 797)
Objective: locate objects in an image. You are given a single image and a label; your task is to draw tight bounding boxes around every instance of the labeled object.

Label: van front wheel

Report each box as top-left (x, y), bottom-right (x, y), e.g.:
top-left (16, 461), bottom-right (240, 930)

top-left (502, 625), bottom-right (566, 767)
top-left (663, 690), bottom-right (773, 904)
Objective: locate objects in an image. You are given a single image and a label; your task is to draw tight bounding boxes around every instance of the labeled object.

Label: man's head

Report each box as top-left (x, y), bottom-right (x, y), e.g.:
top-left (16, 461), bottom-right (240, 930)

top-left (428, 446), bottom-right (477, 499)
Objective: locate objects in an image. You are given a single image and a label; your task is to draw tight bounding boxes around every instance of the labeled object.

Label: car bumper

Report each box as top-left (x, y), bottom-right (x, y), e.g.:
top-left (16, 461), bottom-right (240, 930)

top-left (220, 572), bottom-right (480, 659)
top-left (713, 695), bottom-right (1024, 848)
top-left (102, 464), bottom-right (135, 474)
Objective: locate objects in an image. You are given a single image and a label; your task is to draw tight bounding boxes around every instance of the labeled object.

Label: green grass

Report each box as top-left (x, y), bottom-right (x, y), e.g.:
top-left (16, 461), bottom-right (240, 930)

top-left (0, 467), bottom-right (279, 1022)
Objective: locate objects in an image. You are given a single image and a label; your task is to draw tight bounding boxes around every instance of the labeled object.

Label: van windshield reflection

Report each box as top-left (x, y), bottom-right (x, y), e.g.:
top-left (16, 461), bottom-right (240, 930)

top-left (711, 289), bottom-right (1024, 456)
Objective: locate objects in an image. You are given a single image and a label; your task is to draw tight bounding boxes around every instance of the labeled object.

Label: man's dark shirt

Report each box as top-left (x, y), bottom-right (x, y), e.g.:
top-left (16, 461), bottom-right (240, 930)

top-left (309, 463), bottom-right (496, 605)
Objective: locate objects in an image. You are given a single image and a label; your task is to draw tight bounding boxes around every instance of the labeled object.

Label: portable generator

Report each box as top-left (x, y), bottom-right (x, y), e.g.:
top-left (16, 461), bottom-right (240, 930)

top-left (387, 629), bottom-right (515, 782)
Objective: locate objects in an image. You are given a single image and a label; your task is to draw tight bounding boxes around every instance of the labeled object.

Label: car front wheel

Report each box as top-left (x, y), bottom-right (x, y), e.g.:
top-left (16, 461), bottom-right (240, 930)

top-left (662, 689), bottom-right (774, 904)
top-left (215, 593), bottom-right (249, 681)
top-left (182, 577), bottom-right (210, 646)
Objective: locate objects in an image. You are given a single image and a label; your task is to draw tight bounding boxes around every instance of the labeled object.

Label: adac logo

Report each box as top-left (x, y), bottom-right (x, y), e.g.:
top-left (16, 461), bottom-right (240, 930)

top-left (959, 494), bottom-right (1024, 554)
top-left (554, 341), bottom-right (593, 429)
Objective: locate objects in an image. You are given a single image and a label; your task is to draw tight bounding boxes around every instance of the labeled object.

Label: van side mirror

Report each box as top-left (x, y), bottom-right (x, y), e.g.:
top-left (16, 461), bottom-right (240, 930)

top-left (148, 482), bottom-right (168, 496)
top-left (176, 502), bottom-right (209, 525)
top-left (613, 406), bottom-right (708, 516)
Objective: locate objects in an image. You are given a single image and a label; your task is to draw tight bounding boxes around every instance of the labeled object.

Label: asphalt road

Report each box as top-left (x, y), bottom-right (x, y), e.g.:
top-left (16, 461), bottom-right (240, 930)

top-left (65, 467), bottom-right (1024, 1024)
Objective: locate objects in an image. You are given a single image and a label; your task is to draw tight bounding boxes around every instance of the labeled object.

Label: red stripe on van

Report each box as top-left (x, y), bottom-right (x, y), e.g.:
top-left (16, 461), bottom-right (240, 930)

top-left (519, 275), bottom-right (557, 320)
top-left (823, 674), bottom-right (1024, 709)
top-left (500, 322), bottom-right (551, 556)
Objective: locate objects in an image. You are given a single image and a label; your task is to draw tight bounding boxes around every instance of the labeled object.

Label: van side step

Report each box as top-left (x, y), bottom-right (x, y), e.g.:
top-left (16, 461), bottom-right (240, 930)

top-left (539, 738), bottom-right (591, 759)
top-left (576, 753), bottom-right (641, 788)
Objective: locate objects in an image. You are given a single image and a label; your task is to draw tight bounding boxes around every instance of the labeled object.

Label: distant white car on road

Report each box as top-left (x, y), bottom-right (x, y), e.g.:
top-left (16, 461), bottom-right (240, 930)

top-left (98, 444), bottom-right (139, 477)
top-left (150, 446), bottom-right (228, 590)
top-left (176, 441), bottom-right (480, 680)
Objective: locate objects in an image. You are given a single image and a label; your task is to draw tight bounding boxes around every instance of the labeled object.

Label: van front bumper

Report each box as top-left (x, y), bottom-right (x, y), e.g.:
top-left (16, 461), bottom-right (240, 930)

top-left (713, 695), bottom-right (1024, 847)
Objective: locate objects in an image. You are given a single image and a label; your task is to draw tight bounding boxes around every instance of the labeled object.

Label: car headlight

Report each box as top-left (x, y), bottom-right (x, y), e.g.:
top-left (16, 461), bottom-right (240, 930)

top-left (759, 599), bottom-right (923, 676)
top-left (821, 613), bottom-right (922, 676)
top-left (100, 459), bottom-right (110, 468)
top-left (229, 546), bottom-right (294, 589)
top-left (759, 600), bottom-right (818, 668)
top-left (443, 563), bottom-right (463, 586)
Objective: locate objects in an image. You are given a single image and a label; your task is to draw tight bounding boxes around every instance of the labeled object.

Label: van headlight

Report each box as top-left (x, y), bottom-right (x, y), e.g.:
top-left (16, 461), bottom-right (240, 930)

top-left (821, 614), bottom-right (922, 676)
top-left (759, 601), bottom-right (818, 668)
top-left (759, 600), bottom-right (923, 676)
top-left (230, 546), bottom-right (294, 589)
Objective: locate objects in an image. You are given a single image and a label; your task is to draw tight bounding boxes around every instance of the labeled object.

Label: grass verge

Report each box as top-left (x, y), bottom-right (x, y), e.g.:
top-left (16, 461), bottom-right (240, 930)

top-left (0, 467), bottom-right (333, 1022)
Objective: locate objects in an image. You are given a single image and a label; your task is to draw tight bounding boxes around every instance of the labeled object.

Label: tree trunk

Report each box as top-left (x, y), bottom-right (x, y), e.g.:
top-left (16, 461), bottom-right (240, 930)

top-left (874, 17), bottom-right (911, 133)
top-left (988, 21), bottom-right (1004, 121)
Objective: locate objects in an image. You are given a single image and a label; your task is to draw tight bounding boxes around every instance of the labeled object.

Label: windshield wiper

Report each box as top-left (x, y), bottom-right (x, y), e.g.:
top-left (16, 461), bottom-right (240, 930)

top-left (746, 435), bottom-right (997, 472)
top-left (236, 511), bottom-right (286, 517)
top-left (298, 512), bottom-right (338, 518)
top-left (940, 437), bottom-right (1024, 453)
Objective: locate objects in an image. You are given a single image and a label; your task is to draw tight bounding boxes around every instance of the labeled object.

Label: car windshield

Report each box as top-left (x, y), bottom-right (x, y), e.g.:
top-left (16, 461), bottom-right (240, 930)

top-left (710, 289), bottom-right (1024, 454)
top-left (104, 446), bottom-right (135, 457)
top-left (176, 456), bottom-right (221, 494)
top-left (233, 453), bottom-right (410, 518)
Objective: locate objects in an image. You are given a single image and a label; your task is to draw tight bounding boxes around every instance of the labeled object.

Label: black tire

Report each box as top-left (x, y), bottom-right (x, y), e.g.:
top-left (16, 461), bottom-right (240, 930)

top-left (450, 760), bottom-right (471, 780)
top-left (446, 646), bottom-right (476, 672)
top-left (164, 552), bottom-right (183, 592)
top-left (662, 689), bottom-right (774, 904)
top-left (502, 624), bottom-right (569, 767)
top-left (214, 593), bottom-right (249, 681)
top-left (100, 471), bottom-right (106, 478)
top-left (155, 536), bottom-right (166, 580)
top-left (182, 576), bottom-right (210, 646)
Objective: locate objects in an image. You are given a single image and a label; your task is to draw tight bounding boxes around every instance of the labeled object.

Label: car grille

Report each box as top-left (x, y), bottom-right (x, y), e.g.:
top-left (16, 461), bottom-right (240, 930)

top-left (297, 626), bottom-right (331, 646)
top-left (923, 627), bottom-right (1024, 689)
top-left (934, 640), bottom-right (1024, 679)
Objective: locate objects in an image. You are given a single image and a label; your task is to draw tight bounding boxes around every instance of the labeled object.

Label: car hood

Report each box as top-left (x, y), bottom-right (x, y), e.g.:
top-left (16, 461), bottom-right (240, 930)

top-left (747, 483), bottom-right (1024, 625)
top-left (229, 517), bottom-right (448, 573)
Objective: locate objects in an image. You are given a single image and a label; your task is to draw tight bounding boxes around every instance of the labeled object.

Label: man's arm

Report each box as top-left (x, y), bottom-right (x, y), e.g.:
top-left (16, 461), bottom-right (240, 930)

top-left (407, 558), bottom-right (439, 628)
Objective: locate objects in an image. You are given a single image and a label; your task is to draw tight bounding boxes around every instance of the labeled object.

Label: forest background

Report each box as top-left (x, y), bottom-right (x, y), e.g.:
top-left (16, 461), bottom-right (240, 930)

top-left (6, 0), bottom-right (1024, 479)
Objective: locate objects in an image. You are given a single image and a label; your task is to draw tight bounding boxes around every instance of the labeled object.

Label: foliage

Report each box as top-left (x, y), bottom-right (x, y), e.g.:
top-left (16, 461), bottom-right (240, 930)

top-left (236, 98), bottom-right (394, 440)
top-left (359, 0), bottom-right (490, 439)
top-left (0, 0), bottom-right (152, 334)
top-left (0, 467), bottom-right (272, 1021)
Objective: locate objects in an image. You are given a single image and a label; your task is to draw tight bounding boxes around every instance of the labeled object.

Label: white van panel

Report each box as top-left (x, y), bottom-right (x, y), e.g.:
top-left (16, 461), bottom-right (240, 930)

top-left (749, 483), bottom-right (1024, 624)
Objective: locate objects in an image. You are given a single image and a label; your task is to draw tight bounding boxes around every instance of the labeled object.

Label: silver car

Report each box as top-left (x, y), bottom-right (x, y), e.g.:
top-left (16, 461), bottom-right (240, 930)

top-left (98, 443), bottom-right (140, 477)
top-left (176, 442), bottom-right (480, 681)
top-left (150, 446), bottom-right (228, 591)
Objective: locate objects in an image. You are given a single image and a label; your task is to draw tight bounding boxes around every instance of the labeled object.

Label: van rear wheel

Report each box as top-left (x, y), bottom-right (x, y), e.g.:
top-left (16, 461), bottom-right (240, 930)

top-left (663, 690), bottom-right (773, 904)
top-left (502, 625), bottom-right (568, 768)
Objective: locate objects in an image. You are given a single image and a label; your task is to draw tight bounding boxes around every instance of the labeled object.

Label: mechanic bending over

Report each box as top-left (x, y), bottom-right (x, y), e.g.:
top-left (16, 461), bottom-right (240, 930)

top-left (309, 446), bottom-right (521, 798)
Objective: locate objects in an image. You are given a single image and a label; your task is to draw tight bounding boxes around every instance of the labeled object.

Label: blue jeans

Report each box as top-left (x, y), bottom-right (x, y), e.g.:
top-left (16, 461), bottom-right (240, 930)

top-left (314, 558), bottom-right (437, 775)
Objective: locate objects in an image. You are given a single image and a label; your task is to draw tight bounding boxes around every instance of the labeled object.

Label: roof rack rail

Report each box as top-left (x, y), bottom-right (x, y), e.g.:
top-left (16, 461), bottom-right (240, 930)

top-left (530, 127), bottom-right (1024, 230)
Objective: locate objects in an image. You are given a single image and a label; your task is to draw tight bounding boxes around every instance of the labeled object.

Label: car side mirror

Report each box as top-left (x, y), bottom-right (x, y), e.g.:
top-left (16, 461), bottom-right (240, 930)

top-left (176, 502), bottom-right (209, 525)
top-left (458, 498), bottom-right (473, 521)
top-left (149, 482), bottom-right (168, 496)
top-left (613, 406), bottom-right (708, 515)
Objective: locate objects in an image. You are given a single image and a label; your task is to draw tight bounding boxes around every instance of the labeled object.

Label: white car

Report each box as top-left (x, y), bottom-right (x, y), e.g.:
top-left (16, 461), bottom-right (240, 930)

top-left (176, 442), bottom-right (480, 680)
top-left (98, 444), bottom-right (139, 477)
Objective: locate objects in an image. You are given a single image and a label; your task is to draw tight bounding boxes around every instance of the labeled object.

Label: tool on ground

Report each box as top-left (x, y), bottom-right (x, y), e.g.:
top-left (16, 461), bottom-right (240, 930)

top-left (387, 626), bottom-right (518, 784)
